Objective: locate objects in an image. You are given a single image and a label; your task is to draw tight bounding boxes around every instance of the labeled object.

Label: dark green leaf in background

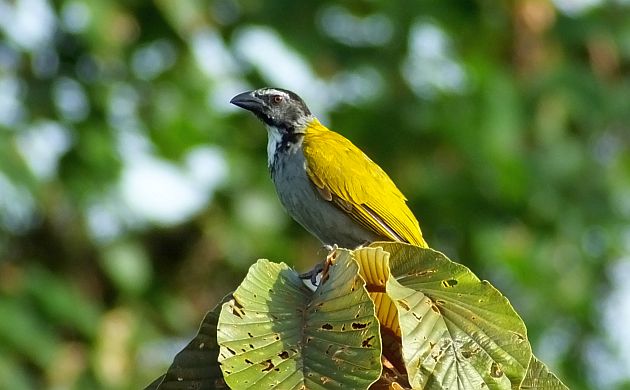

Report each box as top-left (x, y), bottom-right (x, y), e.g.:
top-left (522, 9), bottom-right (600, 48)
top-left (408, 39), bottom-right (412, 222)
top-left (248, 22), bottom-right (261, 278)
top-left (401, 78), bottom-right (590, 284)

top-left (146, 300), bottom-right (227, 390)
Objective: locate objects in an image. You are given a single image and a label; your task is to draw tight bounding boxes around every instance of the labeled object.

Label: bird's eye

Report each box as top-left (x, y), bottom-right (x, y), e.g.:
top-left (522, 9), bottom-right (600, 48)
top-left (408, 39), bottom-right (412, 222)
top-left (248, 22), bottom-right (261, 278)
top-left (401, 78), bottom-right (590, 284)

top-left (272, 95), bottom-right (283, 104)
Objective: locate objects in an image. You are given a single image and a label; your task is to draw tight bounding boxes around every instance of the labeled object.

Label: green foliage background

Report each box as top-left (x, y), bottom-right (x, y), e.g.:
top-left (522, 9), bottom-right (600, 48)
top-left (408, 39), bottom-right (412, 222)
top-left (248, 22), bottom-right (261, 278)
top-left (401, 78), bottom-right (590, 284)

top-left (1, 0), bottom-right (629, 389)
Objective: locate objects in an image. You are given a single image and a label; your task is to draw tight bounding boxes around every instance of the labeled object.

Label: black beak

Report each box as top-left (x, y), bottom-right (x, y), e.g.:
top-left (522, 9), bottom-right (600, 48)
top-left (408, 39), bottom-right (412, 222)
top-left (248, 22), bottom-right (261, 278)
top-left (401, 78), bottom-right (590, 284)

top-left (230, 91), bottom-right (263, 112)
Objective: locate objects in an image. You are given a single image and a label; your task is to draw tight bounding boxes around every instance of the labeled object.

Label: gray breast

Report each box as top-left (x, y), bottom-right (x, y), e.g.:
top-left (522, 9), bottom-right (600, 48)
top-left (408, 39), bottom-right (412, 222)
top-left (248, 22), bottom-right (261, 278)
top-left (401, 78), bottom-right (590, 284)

top-left (270, 146), bottom-right (380, 248)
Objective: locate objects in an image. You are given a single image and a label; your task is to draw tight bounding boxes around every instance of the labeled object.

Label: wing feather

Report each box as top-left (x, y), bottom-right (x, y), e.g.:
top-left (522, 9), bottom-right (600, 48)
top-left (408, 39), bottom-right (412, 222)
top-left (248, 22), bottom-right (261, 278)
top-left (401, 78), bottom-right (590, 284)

top-left (303, 120), bottom-right (427, 247)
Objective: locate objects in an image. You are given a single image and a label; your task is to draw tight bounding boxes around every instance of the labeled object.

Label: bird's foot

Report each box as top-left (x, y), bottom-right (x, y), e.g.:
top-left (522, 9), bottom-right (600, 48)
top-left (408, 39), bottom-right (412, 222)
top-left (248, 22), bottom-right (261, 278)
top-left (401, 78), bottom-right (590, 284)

top-left (299, 262), bottom-right (324, 286)
top-left (299, 244), bottom-right (338, 286)
top-left (323, 244), bottom-right (335, 252)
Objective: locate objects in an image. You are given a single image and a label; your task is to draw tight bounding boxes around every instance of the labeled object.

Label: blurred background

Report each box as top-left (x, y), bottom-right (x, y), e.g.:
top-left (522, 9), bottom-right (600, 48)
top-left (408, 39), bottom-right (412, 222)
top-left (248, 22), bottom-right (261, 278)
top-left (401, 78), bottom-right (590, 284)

top-left (0, 0), bottom-right (629, 388)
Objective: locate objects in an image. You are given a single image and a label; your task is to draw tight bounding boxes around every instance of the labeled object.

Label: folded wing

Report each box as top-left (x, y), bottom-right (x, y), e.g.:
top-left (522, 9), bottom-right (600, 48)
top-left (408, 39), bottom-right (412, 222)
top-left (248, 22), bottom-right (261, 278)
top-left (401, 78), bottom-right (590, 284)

top-left (303, 121), bottom-right (427, 248)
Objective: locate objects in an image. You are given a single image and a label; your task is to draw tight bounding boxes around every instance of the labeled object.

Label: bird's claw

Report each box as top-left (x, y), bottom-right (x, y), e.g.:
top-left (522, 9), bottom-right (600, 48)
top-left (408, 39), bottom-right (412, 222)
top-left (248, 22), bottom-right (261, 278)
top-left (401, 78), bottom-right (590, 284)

top-left (300, 244), bottom-right (339, 286)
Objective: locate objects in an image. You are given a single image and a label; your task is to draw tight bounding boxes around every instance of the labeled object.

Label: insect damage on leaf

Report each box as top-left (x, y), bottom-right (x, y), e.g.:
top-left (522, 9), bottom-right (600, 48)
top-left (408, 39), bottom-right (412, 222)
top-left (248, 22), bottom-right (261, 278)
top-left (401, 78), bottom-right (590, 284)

top-left (261, 359), bottom-right (275, 372)
top-left (397, 299), bottom-right (410, 311)
top-left (362, 336), bottom-right (375, 347)
top-left (321, 323), bottom-right (333, 330)
top-left (491, 362), bottom-right (504, 378)
top-left (441, 279), bottom-right (458, 287)
top-left (352, 322), bottom-right (369, 329)
top-left (229, 298), bottom-right (245, 319)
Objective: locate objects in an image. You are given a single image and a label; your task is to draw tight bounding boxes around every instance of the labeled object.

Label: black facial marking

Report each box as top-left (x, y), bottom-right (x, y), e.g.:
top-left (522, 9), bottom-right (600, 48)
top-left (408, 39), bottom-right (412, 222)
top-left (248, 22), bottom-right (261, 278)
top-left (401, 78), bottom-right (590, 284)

top-left (279, 132), bottom-right (302, 151)
top-left (269, 130), bottom-right (304, 175)
top-left (252, 88), bottom-right (311, 132)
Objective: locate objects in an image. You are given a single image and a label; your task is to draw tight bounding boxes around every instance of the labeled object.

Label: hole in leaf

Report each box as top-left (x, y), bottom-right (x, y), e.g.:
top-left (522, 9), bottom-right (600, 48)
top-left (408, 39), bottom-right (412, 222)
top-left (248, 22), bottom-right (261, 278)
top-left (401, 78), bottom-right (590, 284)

top-left (352, 322), bottom-right (368, 329)
top-left (362, 336), bottom-right (375, 347)
top-left (490, 362), bottom-right (503, 378)
top-left (397, 300), bottom-right (410, 311)
top-left (512, 332), bottom-right (526, 342)
top-left (231, 298), bottom-right (245, 319)
top-left (226, 347), bottom-right (236, 355)
top-left (261, 359), bottom-right (275, 372)
top-left (441, 279), bottom-right (458, 287)
top-left (278, 351), bottom-right (289, 359)
top-left (413, 269), bottom-right (436, 277)
top-left (245, 359), bottom-right (253, 365)
top-left (248, 332), bottom-right (254, 338)
top-left (430, 305), bottom-right (440, 314)
top-left (321, 323), bottom-right (333, 330)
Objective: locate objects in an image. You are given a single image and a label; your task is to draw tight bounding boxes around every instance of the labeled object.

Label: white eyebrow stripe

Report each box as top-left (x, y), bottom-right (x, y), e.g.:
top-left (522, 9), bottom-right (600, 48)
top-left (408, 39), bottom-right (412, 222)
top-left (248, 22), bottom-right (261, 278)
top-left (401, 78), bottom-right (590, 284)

top-left (258, 89), bottom-right (289, 98)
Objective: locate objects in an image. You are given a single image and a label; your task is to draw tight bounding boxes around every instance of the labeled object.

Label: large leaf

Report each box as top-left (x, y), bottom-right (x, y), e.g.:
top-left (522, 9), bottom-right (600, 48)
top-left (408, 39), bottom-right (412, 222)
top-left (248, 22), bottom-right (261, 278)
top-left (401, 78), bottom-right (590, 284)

top-left (354, 246), bottom-right (400, 337)
top-left (217, 250), bottom-right (382, 389)
top-left (373, 242), bottom-right (531, 390)
top-left (144, 299), bottom-right (228, 390)
top-left (354, 245), bottom-right (408, 387)
top-left (519, 356), bottom-right (569, 390)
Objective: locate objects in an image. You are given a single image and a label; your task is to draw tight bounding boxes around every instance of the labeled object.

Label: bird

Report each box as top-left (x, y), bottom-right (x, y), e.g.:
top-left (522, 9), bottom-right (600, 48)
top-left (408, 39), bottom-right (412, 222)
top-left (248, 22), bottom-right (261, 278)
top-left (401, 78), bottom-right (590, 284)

top-left (230, 87), bottom-right (428, 255)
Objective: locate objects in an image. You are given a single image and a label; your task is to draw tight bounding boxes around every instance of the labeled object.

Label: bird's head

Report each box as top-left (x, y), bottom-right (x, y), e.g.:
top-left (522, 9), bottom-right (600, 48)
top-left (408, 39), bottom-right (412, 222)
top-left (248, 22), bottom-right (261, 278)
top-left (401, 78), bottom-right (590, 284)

top-left (230, 88), bottom-right (312, 133)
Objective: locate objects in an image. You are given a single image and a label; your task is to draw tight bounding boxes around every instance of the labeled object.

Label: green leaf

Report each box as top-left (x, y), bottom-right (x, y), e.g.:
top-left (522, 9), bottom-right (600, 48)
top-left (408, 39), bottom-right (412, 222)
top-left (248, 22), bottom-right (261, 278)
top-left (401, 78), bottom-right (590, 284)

top-left (217, 250), bottom-right (382, 389)
top-left (354, 245), bottom-right (401, 337)
top-left (375, 242), bottom-right (531, 390)
top-left (519, 356), bottom-right (569, 390)
top-left (145, 300), bottom-right (227, 390)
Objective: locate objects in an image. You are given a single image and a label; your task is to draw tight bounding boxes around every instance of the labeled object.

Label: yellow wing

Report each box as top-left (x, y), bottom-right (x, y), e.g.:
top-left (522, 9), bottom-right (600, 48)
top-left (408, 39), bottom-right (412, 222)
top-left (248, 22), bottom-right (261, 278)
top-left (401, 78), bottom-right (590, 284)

top-left (302, 119), bottom-right (427, 248)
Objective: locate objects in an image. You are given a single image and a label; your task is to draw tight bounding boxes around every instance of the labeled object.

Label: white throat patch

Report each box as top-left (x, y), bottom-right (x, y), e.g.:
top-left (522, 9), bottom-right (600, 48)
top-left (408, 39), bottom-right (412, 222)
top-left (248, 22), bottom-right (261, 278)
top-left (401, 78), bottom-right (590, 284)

top-left (266, 125), bottom-right (283, 167)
